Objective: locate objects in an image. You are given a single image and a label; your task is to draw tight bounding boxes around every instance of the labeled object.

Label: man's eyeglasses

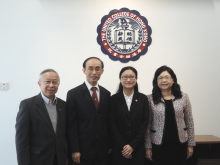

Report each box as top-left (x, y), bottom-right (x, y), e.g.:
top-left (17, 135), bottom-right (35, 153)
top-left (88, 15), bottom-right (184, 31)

top-left (121, 76), bottom-right (136, 80)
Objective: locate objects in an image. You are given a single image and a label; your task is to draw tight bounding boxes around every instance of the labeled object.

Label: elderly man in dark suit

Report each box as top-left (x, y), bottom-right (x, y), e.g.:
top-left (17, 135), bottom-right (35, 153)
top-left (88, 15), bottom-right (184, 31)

top-left (15, 69), bottom-right (67, 165)
top-left (66, 57), bottom-right (111, 165)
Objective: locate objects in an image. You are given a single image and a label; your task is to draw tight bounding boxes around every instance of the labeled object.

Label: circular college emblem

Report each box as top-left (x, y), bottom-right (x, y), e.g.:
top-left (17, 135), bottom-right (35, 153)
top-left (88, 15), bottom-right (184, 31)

top-left (97, 8), bottom-right (152, 63)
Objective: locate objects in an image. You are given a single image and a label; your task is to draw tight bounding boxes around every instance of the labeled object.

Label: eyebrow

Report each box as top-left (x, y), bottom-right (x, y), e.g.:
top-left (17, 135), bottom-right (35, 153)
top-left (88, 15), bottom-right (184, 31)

top-left (88, 66), bottom-right (101, 68)
top-left (44, 79), bottom-right (58, 81)
top-left (158, 75), bottom-right (170, 77)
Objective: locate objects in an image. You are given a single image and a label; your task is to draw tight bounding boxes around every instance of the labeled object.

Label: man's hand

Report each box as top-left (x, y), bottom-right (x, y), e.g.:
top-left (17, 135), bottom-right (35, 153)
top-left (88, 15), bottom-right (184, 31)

top-left (72, 152), bottom-right (81, 164)
top-left (122, 145), bottom-right (134, 157)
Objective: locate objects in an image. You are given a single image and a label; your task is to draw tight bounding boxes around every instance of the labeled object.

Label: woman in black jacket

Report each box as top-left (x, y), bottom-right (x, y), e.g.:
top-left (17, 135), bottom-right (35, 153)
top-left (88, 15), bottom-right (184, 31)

top-left (109, 66), bottom-right (149, 165)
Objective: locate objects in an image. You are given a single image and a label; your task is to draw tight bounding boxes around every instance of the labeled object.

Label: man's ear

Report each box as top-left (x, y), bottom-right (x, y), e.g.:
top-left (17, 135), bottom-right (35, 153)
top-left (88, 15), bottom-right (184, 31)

top-left (38, 81), bottom-right (41, 87)
top-left (82, 68), bottom-right (86, 74)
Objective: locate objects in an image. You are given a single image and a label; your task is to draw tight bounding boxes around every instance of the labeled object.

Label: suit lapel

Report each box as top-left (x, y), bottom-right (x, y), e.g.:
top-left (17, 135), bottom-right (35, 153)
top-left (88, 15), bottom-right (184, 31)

top-left (97, 86), bottom-right (105, 111)
top-left (56, 98), bottom-right (64, 136)
top-left (81, 83), bottom-right (96, 111)
top-left (117, 92), bottom-right (131, 119)
top-left (130, 91), bottom-right (140, 116)
top-left (35, 93), bottom-right (55, 134)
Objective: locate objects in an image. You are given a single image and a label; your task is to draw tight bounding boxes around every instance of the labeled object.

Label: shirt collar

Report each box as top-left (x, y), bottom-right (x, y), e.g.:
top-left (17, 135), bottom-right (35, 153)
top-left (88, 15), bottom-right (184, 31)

top-left (85, 80), bottom-right (100, 91)
top-left (41, 92), bottom-right (57, 105)
top-left (123, 92), bottom-right (134, 100)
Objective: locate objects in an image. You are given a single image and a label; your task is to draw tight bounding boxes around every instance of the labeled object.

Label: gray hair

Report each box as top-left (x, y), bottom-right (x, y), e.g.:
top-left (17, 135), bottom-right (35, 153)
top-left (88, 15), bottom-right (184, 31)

top-left (38, 69), bottom-right (60, 81)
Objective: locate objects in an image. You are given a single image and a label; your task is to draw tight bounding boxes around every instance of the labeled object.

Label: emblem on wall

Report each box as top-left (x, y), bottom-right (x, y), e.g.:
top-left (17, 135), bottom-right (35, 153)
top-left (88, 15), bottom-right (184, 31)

top-left (97, 8), bottom-right (152, 63)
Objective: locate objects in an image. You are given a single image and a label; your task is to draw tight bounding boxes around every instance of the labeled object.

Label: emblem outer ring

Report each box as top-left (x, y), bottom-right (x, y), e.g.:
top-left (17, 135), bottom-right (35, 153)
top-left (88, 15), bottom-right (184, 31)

top-left (97, 8), bottom-right (152, 63)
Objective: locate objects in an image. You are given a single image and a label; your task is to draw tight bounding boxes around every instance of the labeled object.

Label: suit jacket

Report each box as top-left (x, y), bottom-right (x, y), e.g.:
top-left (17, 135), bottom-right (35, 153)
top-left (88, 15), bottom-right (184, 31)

top-left (66, 83), bottom-right (111, 160)
top-left (109, 91), bottom-right (149, 165)
top-left (15, 93), bottom-right (67, 165)
top-left (145, 93), bottom-right (196, 149)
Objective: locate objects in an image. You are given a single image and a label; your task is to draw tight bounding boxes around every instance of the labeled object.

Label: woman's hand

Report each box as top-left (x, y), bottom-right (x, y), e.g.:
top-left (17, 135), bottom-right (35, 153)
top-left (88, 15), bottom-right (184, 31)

top-left (187, 146), bottom-right (193, 158)
top-left (122, 144), bottom-right (134, 158)
top-left (72, 152), bottom-right (81, 164)
top-left (146, 149), bottom-right (153, 161)
top-left (124, 154), bottom-right (132, 159)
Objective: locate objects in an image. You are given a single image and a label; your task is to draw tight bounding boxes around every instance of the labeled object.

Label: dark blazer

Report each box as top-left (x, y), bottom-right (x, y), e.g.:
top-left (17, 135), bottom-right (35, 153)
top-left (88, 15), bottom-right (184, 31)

top-left (109, 91), bottom-right (149, 165)
top-left (15, 93), bottom-right (67, 165)
top-left (66, 82), bottom-right (111, 160)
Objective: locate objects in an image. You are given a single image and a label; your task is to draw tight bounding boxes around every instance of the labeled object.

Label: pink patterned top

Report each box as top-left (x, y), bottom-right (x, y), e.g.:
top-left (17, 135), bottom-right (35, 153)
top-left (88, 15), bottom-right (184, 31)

top-left (145, 93), bottom-right (196, 149)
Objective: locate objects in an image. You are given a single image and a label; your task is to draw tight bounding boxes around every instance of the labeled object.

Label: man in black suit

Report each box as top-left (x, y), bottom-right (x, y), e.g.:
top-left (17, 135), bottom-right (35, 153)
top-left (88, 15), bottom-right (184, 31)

top-left (66, 57), bottom-right (111, 165)
top-left (15, 69), bottom-right (67, 165)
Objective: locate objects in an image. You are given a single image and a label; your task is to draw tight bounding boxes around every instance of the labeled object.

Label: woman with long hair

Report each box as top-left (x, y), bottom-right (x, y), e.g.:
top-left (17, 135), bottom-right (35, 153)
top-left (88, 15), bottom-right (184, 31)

top-left (145, 65), bottom-right (195, 165)
top-left (110, 66), bottom-right (149, 165)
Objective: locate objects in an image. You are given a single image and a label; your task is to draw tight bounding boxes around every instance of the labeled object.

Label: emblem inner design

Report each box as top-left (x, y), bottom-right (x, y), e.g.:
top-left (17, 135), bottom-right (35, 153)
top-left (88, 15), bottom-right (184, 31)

top-left (97, 8), bottom-right (151, 62)
top-left (106, 17), bottom-right (144, 54)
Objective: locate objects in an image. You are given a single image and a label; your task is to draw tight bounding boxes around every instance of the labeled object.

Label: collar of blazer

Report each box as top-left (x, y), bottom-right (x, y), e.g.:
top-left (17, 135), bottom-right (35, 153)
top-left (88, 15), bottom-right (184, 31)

top-left (81, 83), bottom-right (106, 111)
top-left (116, 91), bottom-right (140, 118)
top-left (160, 95), bottom-right (175, 103)
top-left (35, 93), bottom-right (56, 134)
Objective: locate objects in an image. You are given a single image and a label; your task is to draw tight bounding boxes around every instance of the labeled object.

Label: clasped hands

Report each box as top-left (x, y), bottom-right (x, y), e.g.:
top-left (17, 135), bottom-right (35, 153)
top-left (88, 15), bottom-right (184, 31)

top-left (72, 152), bottom-right (81, 164)
top-left (122, 144), bottom-right (133, 159)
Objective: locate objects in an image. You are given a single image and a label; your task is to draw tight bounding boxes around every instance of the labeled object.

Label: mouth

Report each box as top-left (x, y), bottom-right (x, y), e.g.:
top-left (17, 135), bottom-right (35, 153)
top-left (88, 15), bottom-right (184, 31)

top-left (48, 89), bottom-right (55, 92)
top-left (161, 83), bottom-right (168, 85)
top-left (125, 83), bottom-right (133, 85)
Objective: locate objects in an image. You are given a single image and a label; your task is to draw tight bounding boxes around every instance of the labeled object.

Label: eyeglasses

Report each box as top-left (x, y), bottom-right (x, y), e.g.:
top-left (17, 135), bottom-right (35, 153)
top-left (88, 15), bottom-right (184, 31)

top-left (121, 76), bottom-right (136, 80)
top-left (157, 76), bottom-right (171, 81)
top-left (86, 67), bottom-right (102, 72)
top-left (43, 80), bottom-right (60, 85)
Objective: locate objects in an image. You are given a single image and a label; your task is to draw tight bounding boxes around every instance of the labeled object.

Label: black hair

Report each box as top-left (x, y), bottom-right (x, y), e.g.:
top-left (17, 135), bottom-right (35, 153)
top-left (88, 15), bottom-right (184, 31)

top-left (82, 57), bottom-right (104, 69)
top-left (117, 66), bottom-right (139, 93)
top-left (152, 65), bottom-right (182, 104)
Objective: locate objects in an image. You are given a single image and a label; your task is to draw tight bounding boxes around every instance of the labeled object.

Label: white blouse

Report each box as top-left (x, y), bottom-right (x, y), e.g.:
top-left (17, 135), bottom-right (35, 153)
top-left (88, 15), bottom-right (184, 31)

top-left (123, 92), bottom-right (134, 111)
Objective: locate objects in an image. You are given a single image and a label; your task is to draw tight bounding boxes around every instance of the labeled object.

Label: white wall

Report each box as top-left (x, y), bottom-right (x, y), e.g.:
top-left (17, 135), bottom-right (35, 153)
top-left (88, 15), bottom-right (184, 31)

top-left (1, 0), bottom-right (220, 164)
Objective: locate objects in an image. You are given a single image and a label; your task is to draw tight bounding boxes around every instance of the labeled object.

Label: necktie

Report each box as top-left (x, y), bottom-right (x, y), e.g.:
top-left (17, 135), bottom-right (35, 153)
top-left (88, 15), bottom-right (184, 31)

top-left (91, 87), bottom-right (99, 109)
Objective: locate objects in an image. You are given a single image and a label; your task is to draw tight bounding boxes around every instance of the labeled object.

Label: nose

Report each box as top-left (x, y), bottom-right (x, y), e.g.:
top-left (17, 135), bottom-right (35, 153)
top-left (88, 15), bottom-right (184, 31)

top-left (91, 69), bottom-right (97, 74)
top-left (160, 77), bottom-right (167, 82)
top-left (48, 82), bottom-right (55, 86)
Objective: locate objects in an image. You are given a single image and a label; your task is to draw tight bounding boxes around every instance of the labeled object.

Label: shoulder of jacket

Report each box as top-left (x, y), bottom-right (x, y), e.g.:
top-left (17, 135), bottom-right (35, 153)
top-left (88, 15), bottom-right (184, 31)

top-left (181, 92), bottom-right (188, 98)
top-left (57, 97), bottom-right (65, 103)
top-left (98, 85), bottom-right (110, 93)
top-left (68, 83), bottom-right (84, 92)
top-left (137, 92), bottom-right (147, 97)
top-left (146, 94), bottom-right (153, 100)
top-left (21, 95), bottom-right (38, 103)
top-left (110, 93), bottom-right (118, 98)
